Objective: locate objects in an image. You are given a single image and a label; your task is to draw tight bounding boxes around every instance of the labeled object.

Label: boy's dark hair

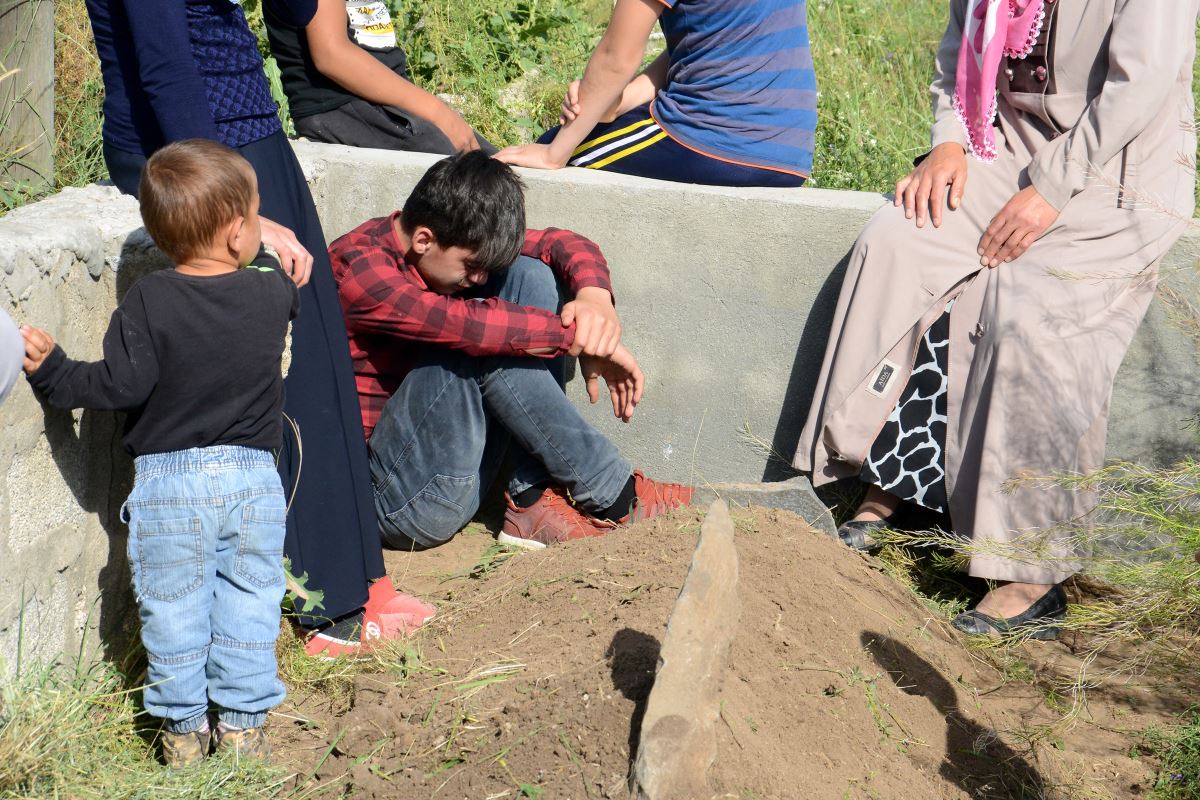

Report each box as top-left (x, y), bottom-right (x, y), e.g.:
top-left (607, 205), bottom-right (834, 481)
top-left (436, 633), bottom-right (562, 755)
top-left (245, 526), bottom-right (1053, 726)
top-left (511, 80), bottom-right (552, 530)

top-left (139, 139), bottom-right (257, 264)
top-left (401, 151), bottom-right (525, 273)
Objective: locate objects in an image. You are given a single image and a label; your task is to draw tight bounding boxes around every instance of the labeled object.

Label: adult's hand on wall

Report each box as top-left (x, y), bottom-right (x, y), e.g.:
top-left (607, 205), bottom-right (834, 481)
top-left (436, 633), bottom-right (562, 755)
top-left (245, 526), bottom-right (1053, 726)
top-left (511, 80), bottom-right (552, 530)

top-left (895, 142), bottom-right (967, 229)
top-left (580, 343), bottom-right (644, 422)
top-left (978, 186), bottom-right (1059, 268)
top-left (261, 217), bottom-right (314, 287)
top-left (561, 286), bottom-right (621, 357)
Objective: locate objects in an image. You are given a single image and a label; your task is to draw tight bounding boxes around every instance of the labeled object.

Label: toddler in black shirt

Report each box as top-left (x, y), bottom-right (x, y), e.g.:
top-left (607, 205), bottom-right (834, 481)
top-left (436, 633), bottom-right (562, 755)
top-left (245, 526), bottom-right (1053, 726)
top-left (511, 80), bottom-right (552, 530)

top-left (21, 140), bottom-right (299, 767)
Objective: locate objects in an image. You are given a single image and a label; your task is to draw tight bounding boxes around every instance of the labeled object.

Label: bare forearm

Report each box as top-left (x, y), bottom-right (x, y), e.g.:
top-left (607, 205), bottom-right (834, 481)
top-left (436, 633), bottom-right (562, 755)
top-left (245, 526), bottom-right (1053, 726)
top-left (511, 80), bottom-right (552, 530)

top-left (314, 44), bottom-right (448, 122)
top-left (546, 44), bottom-right (641, 163)
top-left (544, 0), bottom-right (662, 164)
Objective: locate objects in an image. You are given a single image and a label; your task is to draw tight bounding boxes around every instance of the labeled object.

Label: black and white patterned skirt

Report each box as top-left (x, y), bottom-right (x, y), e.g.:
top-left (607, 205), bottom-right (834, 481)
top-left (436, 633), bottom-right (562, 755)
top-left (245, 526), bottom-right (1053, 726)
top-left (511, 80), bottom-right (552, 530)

top-left (859, 302), bottom-right (953, 513)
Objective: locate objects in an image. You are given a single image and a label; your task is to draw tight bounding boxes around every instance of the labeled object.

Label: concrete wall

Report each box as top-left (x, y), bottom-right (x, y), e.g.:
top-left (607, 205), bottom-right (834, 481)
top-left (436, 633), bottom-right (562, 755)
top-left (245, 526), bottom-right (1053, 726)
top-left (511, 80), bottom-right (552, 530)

top-left (297, 142), bottom-right (1200, 482)
top-left (1, 142), bottom-right (1197, 666)
top-left (0, 187), bottom-right (171, 671)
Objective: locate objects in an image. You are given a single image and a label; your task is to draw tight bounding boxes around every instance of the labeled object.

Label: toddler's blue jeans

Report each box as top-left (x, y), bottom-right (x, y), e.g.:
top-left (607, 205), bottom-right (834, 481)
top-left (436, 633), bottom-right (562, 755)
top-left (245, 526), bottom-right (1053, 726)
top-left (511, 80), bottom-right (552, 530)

top-left (123, 445), bottom-right (287, 733)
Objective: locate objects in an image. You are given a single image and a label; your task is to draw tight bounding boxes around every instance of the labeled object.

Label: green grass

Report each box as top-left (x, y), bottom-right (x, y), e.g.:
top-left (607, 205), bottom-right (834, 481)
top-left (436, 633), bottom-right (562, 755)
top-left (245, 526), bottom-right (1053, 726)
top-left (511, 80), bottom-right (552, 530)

top-left (53, 0), bottom-right (106, 192)
top-left (1139, 710), bottom-right (1200, 800)
top-left (807, 0), bottom-right (945, 191)
top-left (0, 659), bottom-right (301, 799)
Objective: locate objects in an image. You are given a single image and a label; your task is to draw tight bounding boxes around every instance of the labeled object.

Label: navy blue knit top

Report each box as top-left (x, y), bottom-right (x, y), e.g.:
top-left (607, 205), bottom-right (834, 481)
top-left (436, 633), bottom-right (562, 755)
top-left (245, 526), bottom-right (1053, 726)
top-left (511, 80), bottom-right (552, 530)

top-left (85, 0), bottom-right (316, 155)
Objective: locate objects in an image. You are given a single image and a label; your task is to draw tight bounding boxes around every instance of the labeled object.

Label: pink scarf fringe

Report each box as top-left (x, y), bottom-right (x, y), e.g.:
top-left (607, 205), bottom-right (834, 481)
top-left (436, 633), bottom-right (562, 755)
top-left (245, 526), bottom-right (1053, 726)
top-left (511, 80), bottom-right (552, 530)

top-left (954, 0), bottom-right (1045, 161)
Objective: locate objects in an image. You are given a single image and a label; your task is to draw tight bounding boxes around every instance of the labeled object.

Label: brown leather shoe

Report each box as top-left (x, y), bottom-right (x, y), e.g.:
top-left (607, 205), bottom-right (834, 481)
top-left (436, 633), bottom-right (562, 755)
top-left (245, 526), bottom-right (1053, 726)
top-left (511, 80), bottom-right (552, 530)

top-left (498, 486), bottom-right (615, 549)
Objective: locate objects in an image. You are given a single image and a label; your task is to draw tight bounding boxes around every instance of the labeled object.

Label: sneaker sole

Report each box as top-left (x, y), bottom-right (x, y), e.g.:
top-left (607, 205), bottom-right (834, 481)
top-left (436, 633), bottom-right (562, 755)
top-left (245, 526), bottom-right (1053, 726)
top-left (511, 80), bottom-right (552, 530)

top-left (497, 532), bottom-right (547, 550)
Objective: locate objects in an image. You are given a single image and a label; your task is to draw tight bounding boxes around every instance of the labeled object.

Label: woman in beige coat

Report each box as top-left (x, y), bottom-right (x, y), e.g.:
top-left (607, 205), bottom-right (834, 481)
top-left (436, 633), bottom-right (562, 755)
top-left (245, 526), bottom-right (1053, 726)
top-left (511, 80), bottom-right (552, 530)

top-left (796, 0), bottom-right (1198, 637)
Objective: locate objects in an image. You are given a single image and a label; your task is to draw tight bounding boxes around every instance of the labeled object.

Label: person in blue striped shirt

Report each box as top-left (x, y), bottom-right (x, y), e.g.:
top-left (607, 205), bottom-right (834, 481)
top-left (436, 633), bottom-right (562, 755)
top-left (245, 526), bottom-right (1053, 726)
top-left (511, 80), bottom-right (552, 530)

top-left (497, 0), bottom-right (816, 188)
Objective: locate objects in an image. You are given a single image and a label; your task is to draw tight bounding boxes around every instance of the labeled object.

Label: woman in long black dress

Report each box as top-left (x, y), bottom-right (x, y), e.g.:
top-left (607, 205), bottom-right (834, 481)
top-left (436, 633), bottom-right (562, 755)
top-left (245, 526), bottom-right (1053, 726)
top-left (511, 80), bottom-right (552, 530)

top-left (83, 0), bottom-right (435, 656)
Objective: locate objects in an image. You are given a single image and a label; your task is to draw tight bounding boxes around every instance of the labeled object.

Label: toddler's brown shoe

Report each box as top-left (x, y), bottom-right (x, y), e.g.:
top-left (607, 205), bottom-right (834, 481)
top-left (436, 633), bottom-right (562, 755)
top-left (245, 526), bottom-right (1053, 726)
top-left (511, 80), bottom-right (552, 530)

top-left (161, 728), bottom-right (210, 768)
top-left (215, 725), bottom-right (270, 763)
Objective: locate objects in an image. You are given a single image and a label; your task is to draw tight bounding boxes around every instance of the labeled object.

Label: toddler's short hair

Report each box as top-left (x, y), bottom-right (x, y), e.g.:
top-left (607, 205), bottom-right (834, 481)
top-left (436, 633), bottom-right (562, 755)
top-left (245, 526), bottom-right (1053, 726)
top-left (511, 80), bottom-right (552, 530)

top-left (139, 139), bottom-right (258, 264)
top-left (401, 151), bottom-right (525, 273)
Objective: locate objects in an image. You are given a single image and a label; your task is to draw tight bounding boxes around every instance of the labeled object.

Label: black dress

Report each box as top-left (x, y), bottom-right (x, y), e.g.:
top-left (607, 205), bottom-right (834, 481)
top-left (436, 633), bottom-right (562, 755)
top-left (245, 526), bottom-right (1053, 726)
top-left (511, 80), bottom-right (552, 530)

top-left (88, 0), bottom-right (384, 628)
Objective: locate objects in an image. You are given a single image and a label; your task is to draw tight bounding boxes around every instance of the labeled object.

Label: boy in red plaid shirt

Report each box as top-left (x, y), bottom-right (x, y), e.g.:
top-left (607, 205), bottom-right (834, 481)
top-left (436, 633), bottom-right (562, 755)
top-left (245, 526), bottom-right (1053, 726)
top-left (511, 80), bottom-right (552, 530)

top-left (331, 151), bottom-right (691, 549)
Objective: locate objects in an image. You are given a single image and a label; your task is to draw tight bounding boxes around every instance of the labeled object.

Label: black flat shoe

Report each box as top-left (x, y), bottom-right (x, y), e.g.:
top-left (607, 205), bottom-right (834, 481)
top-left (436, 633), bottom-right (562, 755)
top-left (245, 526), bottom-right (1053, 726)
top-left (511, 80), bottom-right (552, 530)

top-left (950, 584), bottom-right (1067, 641)
top-left (837, 513), bottom-right (900, 552)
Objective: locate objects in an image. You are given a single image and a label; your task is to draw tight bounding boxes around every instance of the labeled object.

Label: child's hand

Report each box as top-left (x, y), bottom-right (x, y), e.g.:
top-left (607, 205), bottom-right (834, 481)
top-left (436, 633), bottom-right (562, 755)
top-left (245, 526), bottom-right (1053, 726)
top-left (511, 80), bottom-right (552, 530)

top-left (433, 104), bottom-right (481, 153)
top-left (579, 343), bottom-right (644, 422)
top-left (20, 325), bottom-right (54, 373)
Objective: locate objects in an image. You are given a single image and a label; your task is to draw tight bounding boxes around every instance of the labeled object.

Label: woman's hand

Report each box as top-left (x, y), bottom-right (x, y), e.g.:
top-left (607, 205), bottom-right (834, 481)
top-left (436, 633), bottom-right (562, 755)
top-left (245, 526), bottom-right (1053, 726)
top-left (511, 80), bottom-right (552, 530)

top-left (260, 217), bottom-right (313, 287)
top-left (978, 186), bottom-right (1059, 267)
top-left (895, 142), bottom-right (968, 229)
top-left (494, 143), bottom-right (568, 171)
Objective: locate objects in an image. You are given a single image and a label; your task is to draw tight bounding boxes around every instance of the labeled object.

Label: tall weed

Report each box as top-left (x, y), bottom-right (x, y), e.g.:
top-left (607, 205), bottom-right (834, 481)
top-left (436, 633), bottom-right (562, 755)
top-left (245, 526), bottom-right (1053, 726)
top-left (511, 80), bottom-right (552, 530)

top-left (53, 0), bottom-right (105, 191)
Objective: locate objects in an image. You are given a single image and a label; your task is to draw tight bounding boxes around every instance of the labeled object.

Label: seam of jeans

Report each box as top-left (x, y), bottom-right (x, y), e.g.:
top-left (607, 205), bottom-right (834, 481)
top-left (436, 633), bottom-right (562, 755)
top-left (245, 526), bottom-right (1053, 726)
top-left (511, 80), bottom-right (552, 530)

top-left (387, 473), bottom-right (475, 546)
top-left (166, 712), bottom-right (210, 734)
top-left (146, 645), bottom-right (210, 666)
top-left (491, 367), bottom-right (595, 499)
top-left (211, 634), bottom-right (278, 652)
top-left (127, 497), bottom-right (224, 508)
top-left (219, 710), bottom-right (269, 728)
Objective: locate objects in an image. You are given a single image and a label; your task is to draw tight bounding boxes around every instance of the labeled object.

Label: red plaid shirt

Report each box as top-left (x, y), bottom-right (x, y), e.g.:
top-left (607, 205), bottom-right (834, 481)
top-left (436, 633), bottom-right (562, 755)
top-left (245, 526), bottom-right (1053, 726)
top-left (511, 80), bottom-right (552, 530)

top-left (330, 213), bottom-right (613, 439)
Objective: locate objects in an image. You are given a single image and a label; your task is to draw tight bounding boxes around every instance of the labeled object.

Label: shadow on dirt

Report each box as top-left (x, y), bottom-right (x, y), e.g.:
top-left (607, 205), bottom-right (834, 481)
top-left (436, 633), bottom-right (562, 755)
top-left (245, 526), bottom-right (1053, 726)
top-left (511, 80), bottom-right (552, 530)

top-left (607, 628), bottom-right (662, 777)
top-left (863, 631), bottom-right (1047, 799)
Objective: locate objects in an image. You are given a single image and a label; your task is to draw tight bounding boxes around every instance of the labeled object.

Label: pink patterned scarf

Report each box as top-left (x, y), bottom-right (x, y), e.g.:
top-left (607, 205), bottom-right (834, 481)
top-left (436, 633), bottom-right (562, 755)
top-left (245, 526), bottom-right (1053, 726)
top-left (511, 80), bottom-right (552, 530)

top-left (954, 0), bottom-right (1045, 161)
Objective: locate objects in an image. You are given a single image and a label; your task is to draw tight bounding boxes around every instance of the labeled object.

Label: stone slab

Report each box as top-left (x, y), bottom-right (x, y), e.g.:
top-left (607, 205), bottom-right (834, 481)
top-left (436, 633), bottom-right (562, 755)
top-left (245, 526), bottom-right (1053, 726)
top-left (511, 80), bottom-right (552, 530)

top-left (634, 499), bottom-right (740, 800)
top-left (693, 475), bottom-right (837, 537)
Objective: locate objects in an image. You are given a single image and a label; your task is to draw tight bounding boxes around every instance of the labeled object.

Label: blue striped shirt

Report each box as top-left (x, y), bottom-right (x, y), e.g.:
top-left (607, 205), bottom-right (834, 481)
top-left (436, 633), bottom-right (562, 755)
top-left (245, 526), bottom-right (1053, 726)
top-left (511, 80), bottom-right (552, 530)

top-left (651, 0), bottom-right (817, 177)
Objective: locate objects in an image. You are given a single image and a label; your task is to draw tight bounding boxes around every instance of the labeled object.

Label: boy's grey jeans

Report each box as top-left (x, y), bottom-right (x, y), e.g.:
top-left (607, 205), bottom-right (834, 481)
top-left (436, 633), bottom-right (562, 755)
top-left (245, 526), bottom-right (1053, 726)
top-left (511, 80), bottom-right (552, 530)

top-left (368, 256), bottom-right (632, 549)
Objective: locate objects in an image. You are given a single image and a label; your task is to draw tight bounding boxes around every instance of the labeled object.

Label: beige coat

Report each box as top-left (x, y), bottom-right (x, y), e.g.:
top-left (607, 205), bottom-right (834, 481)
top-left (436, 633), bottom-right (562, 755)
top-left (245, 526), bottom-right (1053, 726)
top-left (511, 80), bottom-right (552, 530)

top-left (796, 0), bottom-right (1198, 583)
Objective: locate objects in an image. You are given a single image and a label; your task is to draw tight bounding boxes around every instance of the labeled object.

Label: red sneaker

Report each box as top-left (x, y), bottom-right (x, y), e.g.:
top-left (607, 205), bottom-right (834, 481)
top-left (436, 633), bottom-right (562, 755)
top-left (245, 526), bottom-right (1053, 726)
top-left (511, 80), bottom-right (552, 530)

top-left (364, 579), bottom-right (436, 638)
top-left (302, 617), bottom-right (370, 659)
top-left (303, 582), bottom-right (436, 659)
top-left (622, 470), bottom-right (694, 523)
top-left (498, 486), bottom-right (616, 550)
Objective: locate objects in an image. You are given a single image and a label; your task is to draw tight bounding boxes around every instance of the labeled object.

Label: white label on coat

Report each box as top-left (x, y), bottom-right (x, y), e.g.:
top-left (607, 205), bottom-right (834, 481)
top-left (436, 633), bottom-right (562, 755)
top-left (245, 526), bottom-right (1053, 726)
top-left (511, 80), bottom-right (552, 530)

top-left (866, 359), bottom-right (901, 398)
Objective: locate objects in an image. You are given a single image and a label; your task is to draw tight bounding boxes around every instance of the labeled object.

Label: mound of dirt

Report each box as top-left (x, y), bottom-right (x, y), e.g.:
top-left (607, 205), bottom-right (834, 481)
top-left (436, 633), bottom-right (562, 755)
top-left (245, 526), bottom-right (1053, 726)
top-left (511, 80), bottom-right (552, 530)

top-left (273, 507), bottom-right (1192, 799)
